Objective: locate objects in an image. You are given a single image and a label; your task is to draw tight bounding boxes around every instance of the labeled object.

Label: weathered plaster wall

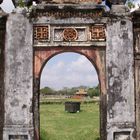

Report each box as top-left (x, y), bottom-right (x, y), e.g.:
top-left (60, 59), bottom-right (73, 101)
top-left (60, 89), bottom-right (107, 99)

top-left (134, 16), bottom-right (140, 140)
top-left (1, 4), bottom-right (137, 140)
top-left (106, 19), bottom-right (135, 139)
top-left (0, 16), bottom-right (6, 140)
top-left (3, 13), bottom-right (34, 139)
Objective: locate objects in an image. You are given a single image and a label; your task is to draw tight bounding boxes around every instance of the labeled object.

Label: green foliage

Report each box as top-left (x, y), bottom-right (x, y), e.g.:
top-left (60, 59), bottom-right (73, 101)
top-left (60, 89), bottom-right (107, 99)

top-left (18, 0), bottom-right (25, 7)
top-left (57, 87), bottom-right (77, 95)
top-left (40, 85), bottom-right (100, 97)
top-left (40, 87), bottom-right (55, 95)
top-left (127, 0), bottom-right (135, 9)
top-left (40, 98), bottom-right (99, 105)
top-left (40, 103), bottom-right (100, 140)
top-left (87, 85), bottom-right (100, 98)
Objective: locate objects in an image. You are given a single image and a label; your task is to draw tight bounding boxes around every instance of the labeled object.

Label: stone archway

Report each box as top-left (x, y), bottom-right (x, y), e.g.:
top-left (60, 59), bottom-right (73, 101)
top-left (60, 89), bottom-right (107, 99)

top-left (1, 2), bottom-right (136, 140)
top-left (33, 46), bottom-right (106, 140)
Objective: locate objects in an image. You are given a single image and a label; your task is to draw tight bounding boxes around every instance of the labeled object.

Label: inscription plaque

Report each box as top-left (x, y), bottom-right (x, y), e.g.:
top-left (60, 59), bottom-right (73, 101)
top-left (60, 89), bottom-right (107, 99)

top-left (114, 132), bottom-right (130, 140)
top-left (9, 135), bottom-right (28, 140)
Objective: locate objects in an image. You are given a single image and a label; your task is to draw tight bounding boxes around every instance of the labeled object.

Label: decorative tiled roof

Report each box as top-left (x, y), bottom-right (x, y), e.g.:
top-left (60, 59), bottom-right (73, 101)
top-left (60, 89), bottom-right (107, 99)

top-left (12, 0), bottom-right (105, 7)
top-left (76, 89), bottom-right (87, 95)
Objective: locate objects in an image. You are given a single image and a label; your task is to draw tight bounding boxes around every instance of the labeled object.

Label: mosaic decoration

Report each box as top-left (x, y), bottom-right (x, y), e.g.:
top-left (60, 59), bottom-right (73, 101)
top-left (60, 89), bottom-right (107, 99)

top-left (33, 25), bottom-right (49, 42)
top-left (90, 25), bottom-right (106, 41)
top-left (63, 28), bottom-right (78, 41)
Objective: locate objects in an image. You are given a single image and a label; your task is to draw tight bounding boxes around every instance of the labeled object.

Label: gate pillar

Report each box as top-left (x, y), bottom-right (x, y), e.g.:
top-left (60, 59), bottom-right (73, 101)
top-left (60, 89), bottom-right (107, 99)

top-left (3, 13), bottom-right (34, 140)
top-left (106, 18), bottom-right (135, 139)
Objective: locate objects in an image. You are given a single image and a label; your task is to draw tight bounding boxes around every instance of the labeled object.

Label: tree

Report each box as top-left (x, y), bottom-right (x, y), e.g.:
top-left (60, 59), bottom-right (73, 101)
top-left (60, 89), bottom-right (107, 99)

top-left (40, 87), bottom-right (55, 95)
top-left (87, 85), bottom-right (100, 98)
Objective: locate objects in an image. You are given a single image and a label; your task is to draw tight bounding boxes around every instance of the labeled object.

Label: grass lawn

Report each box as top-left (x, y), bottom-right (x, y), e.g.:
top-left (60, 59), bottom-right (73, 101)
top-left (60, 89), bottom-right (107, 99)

top-left (40, 103), bottom-right (100, 140)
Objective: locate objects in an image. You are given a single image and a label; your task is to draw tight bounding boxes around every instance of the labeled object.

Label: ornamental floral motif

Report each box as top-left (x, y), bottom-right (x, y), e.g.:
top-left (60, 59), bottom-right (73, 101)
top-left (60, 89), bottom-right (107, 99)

top-left (34, 26), bottom-right (49, 41)
top-left (90, 25), bottom-right (106, 41)
top-left (63, 28), bottom-right (78, 41)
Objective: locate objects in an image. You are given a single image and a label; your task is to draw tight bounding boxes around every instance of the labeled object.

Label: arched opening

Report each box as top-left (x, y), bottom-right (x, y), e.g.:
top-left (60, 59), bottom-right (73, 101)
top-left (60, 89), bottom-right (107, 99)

top-left (40, 52), bottom-right (99, 90)
top-left (39, 52), bottom-right (100, 140)
top-left (33, 46), bottom-right (106, 140)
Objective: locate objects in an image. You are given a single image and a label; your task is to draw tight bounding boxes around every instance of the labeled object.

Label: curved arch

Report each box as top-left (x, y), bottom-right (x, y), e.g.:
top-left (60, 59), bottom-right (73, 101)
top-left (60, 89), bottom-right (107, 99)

top-left (39, 51), bottom-right (100, 85)
top-left (33, 46), bottom-right (106, 140)
top-left (40, 52), bottom-right (99, 93)
top-left (34, 46), bottom-right (106, 95)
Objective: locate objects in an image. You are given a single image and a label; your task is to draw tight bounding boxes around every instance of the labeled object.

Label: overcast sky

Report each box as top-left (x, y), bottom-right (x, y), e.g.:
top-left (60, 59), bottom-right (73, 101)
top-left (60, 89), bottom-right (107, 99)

top-left (40, 53), bottom-right (98, 90)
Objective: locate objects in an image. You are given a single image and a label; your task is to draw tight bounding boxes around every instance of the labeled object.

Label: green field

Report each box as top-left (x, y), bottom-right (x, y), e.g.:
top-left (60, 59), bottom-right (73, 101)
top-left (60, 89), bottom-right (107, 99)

top-left (40, 103), bottom-right (100, 140)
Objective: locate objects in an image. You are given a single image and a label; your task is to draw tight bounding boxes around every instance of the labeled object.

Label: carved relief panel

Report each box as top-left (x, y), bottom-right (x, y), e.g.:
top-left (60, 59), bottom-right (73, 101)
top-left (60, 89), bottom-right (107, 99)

top-left (33, 25), bottom-right (50, 44)
top-left (54, 27), bottom-right (87, 42)
top-left (33, 24), bottom-right (106, 46)
top-left (63, 28), bottom-right (78, 41)
top-left (90, 25), bottom-right (106, 41)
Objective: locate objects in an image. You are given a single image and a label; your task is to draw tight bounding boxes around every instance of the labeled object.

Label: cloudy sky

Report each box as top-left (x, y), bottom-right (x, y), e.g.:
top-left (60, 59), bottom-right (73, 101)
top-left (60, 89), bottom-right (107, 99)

top-left (40, 53), bottom-right (98, 90)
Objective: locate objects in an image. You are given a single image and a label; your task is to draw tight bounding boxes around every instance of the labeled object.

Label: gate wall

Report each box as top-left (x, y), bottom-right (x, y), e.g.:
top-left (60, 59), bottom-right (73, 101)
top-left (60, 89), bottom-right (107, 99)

top-left (107, 19), bottom-right (135, 140)
top-left (3, 13), bottom-right (34, 140)
top-left (0, 3), bottom-right (137, 140)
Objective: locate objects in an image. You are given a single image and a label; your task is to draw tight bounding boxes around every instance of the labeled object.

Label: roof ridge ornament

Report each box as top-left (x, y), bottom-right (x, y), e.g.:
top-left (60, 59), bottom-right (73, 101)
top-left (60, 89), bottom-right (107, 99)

top-left (12, 0), bottom-right (106, 7)
top-left (12, 0), bottom-right (126, 9)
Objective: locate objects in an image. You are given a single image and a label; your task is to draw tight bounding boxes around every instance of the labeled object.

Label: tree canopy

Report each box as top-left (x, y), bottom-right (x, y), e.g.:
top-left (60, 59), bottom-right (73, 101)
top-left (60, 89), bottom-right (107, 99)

top-left (40, 85), bottom-right (100, 97)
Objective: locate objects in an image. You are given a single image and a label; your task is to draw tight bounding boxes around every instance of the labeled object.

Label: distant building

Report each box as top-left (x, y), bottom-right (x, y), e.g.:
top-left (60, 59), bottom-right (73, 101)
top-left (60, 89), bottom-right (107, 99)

top-left (76, 88), bottom-right (87, 96)
top-left (72, 88), bottom-right (88, 99)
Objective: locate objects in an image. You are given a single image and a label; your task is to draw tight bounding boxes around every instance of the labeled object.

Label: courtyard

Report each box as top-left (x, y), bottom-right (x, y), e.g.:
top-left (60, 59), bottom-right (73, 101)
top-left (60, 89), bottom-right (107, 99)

top-left (40, 102), bottom-right (99, 140)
